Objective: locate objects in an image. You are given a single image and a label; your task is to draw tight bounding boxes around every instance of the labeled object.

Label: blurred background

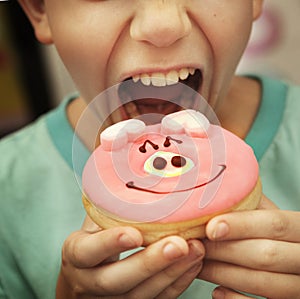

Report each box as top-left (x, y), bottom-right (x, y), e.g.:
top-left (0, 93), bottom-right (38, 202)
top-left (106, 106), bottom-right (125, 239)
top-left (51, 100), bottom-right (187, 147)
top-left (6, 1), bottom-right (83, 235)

top-left (0, 0), bottom-right (299, 137)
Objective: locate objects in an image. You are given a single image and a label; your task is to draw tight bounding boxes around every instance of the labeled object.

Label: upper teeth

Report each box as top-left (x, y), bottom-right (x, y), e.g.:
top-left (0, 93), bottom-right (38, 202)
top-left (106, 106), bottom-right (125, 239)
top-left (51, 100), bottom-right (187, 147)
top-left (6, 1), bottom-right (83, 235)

top-left (132, 68), bottom-right (196, 87)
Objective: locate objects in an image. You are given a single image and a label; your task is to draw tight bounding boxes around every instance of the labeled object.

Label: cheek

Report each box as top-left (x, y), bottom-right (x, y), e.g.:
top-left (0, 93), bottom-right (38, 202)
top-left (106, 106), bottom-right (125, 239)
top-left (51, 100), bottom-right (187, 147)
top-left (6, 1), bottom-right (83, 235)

top-left (193, 0), bottom-right (253, 63)
top-left (205, 3), bottom-right (253, 65)
top-left (46, 2), bottom-right (132, 100)
top-left (53, 28), bottom-right (113, 100)
top-left (194, 2), bottom-right (253, 102)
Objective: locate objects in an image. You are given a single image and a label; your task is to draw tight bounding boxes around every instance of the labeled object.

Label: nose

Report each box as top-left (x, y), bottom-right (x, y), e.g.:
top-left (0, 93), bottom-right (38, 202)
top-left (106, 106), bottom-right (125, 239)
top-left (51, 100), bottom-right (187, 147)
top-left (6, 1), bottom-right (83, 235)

top-left (130, 1), bottom-right (192, 48)
top-left (152, 155), bottom-right (186, 170)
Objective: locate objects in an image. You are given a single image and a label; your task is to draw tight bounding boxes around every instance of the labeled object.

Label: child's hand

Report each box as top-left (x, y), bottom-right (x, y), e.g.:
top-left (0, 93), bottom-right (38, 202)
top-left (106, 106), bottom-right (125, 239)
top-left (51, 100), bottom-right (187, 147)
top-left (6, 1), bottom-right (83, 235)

top-left (56, 216), bottom-right (205, 299)
top-left (199, 195), bottom-right (300, 299)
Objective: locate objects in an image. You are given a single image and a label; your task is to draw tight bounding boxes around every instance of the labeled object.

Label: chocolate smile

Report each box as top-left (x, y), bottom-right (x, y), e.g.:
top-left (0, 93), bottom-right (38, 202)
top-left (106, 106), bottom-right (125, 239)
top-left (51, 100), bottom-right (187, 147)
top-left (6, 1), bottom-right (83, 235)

top-left (126, 164), bottom-right (226, 194)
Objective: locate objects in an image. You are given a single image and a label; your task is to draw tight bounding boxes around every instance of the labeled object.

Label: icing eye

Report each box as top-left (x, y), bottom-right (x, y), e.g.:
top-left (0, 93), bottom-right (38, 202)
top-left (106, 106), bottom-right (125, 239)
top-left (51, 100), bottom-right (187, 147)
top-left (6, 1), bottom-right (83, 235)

top-left (144, 151), bottom-right (194, 177)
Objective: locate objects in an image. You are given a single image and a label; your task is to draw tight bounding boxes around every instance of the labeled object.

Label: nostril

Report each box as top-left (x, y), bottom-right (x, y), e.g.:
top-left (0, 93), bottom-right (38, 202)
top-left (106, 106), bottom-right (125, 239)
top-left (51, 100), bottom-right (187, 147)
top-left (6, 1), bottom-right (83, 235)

top-left (171, 156), bottom-right (186, 168)
top-left (153, 157), bottom-right (168, 170)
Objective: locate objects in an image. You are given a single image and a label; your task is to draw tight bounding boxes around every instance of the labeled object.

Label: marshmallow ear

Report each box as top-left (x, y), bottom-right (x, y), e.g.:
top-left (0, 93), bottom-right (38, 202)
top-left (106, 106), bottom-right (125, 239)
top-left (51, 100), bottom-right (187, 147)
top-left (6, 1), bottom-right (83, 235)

top-left (161, 110), bottom-right (210, 137)
top-left (101, 119), bottom-right (146, 151)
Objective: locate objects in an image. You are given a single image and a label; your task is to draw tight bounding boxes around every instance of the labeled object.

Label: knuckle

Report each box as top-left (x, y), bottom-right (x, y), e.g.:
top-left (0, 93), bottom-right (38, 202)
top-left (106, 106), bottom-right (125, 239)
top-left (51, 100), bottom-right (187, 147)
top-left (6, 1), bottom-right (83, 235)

top-left (258, 240), bottom-right (278, 268)
top-left (94, 274), bottom-right (113, 295)
top-left (71, 283), bottom-right (85, 296)
top-left (60, 245), bottom-right (69, 268)
top-left (61, 234), bottom-right (75, 265)
top-left (94, 272), bottom-right (131, 296)
top-left (63, 231), bottom-right (85, 266)
top-left (95, 272), bottom-right (129, 296)
top-left (162, 265), bottom-right (181, 281)
top-left (140, 256), bottom-right (156, 276)
top-left (69, 242), bottom-right (83, 265)
top-left (270, 212), bottom-right (289, 239)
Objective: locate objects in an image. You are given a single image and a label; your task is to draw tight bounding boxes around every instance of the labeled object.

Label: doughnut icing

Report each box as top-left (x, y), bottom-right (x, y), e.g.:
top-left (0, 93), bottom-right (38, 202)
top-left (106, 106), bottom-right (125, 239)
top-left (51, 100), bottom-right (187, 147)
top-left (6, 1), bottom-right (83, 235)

top-left (82, 110), bottom-right (261, 235)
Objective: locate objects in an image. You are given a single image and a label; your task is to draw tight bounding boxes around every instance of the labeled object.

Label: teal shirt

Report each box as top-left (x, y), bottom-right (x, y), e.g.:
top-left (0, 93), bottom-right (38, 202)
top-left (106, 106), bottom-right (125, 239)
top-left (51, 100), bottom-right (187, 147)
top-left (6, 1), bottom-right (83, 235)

top-left (0, 76), bottom-right (299, 298)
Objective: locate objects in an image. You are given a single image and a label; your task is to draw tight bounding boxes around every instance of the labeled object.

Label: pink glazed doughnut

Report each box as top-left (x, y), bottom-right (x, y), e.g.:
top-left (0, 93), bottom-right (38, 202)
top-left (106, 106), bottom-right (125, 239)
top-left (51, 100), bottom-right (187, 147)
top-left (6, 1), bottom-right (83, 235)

top-left (82, 110), bottom-right (261, 245)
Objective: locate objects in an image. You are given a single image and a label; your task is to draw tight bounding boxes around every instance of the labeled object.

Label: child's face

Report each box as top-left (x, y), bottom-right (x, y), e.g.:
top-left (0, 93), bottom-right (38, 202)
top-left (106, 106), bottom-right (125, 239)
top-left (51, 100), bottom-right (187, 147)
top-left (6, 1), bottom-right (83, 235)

top-left (23, 0), bottom-right (262, 116)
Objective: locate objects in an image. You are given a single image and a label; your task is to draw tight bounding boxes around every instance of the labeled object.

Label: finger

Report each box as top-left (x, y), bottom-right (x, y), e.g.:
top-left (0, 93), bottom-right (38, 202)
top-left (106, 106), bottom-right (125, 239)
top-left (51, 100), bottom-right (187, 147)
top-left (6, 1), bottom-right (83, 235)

top-left (204, 238), bottom-right (300, 274)
top-left (130, 239), bottom-right (205, 299)
top-left (199, 260), bottom-right (300, 299)
top-left (206, 210), bottom-right (300, 242)
top-left (155, 263), bottom-right (203, 299)
top-left (257, 194), bottom-right (278, 210)
top-left (78, 236), bottom-right (192, 295)
top-left (63, 226), bottom-right (143, 268)
top-left (213, 287), bottom-right (254, 299)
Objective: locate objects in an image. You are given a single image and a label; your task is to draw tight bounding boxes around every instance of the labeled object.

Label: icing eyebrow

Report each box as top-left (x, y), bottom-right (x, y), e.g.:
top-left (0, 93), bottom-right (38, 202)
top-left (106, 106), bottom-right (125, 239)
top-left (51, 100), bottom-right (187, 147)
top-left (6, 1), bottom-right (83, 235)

top-left (139, 140), bottom-right (159, 153)
top-left (163, 136), bottom-right (183, 147)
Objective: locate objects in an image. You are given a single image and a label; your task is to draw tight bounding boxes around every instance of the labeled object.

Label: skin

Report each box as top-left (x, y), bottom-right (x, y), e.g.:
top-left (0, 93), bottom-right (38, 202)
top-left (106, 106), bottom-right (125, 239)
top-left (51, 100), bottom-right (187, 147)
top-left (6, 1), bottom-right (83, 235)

top-left (18, 0), bottom-right (300, 298)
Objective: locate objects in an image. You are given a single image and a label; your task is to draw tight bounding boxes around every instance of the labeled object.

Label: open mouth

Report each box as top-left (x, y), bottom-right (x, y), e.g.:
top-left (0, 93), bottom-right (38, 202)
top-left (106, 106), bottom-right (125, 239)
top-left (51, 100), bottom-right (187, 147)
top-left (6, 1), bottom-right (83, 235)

top-left (118, 68), bottom-right (202, 120)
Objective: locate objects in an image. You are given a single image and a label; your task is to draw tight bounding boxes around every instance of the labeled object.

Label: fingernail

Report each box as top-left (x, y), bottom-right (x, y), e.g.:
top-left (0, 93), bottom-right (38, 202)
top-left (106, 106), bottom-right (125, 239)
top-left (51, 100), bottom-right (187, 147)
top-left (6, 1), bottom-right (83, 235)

top-left (213, 221), bottom-right (229, 240)
top-left (189, 242), bottom-right (204, 258)
top-left (163, 242), bottom-right (185, 260)
top-left (212, 288), bottom-right (225, 299)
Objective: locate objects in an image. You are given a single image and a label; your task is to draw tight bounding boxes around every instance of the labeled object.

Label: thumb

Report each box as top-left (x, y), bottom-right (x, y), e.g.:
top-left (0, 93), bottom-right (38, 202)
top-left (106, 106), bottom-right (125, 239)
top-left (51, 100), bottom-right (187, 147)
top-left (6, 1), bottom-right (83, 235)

top-left (257, 194), bottom-right (278, 210)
